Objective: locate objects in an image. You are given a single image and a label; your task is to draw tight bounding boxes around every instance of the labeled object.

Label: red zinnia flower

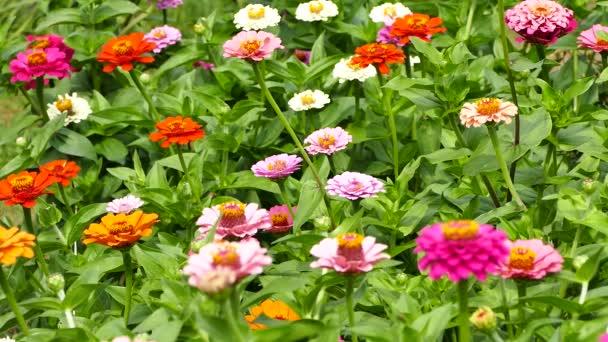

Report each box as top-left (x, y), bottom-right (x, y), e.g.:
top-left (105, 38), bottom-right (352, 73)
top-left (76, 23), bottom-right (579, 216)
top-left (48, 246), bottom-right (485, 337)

top-left (97, 32), bottom-right (156, 73)
top-left (351, 43), bottom-right (405, 75)
top-left (0, 171), bottom-right (55, 208)
top-left (40, 160), bottom-right (80, 186)
top-left (389, 14), bottom-right (446, 45)
top-left (149, 116), bottom-right (205, 148)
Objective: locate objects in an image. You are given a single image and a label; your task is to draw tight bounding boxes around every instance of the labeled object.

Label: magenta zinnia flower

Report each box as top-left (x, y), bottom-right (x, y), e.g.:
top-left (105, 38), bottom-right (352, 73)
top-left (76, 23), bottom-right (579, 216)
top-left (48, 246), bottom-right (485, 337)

top-left (145, 25), bottom-right (182, 53)
top-left (223, 31), bottom-right (283, 61)
top-left (268, 205), bottom-right (296, 233)
top-left (27, 34), bottom-right (74, 62)
top-left (196, 201), bottom-right (271, 239)
top-left (578, 25), bottom-right (608, 52)
top-left (193, 61), bottom-right (215, 70)
top-left (377, 25), bottom-right (404, 46)
top-left (326, 172), bottom-right (384, 200)
top-left (498, 239), bottom-right (563, 279)
top-left (304, 127), bottom-right (352, 155)
top-left (251, 154), bottom-right (303, 179)
top-left (505, 0), bottom-right (577, 45)
top-left (460, 98), bottom-right (518, 128)
top-left (600, 333), bottom-right (608, 342)
top-left (310, 233), bottom-right (389, 273)
top-left (9, 48), bottom-right (71, 85)
top-left (149, 0), bottom-right (183, 10)
top-left (106, 195), bottom-right (144, 214)
top-left (415, 220), bottom-right (510, 282)
top-left (294, 49), bottom-right (311, 64)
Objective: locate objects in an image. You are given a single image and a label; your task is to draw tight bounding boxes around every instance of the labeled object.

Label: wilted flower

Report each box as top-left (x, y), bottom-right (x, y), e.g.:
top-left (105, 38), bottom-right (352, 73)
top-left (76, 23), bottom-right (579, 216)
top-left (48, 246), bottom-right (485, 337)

top-left (144, 25), bottom-right (182, 53)
top-left (459, 98), bottom-right (518, 128)
top-left (9, 48), bottom-right (71, 85)
top-left (46, 93), bottom-right (92, 126)
top-left (470, 307), bottom-right (497, 332)
top-left (310, 233), bottom-right (389, 273)
top-left (352, 43), bottom-right (405, 75)
top-left (326, 172), bottom-right (385, 200)
top-left (106, 195), bottom-right (144, 214)
top-left (294, 49), bottom-right (311, 64)
top-left (82, 211), bottom-right (159, 248)
top-left (40, 160), bottom-right (80, 186)
top-left (223, 31), bottom-right (283, 61)
top-left (196, 202), bottom-right (271, 239)
top-left (578, 25), bottom-right (608, 52)
top-left (234, 4), bottom-right (281, 31)
top-left (268, 205), bottom-right (296, 233)
top-left (0, 226), bottom-right (36, 265)
top-left (505, 0), bottom-right (577, 45)
top-left (97, 33), bottom-right (155, 72)
top-left (369, 3), bottom-right (412, 25)
top-left (251, 154), bottom-right (303, 179)
top-left (149, 116), bottom-right (205, 148)
top-left (332, 56), bottom-right (377, 83)
top-left (499, 239), bottom-right (563, 279)
top-left (389, 14), bottom-right (446, 45)
top-left (288, 90), bottom-right (330, 111)
top-left (295, 0), bottom-right (339, 22)
top-left (0, 171), bottom-right (54, 208)
top-left (149, 0), bottom-right (183, 10)
top-left (245, 299), bottom-right (301, 330)
top-left (304, 127), bottom-right (352, 155)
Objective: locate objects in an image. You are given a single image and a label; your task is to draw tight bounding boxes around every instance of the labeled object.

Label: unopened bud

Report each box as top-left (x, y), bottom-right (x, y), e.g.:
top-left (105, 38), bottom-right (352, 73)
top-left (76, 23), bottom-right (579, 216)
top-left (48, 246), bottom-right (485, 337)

top-left (313, 216), bottom-right (331, 230)
top-left (395, 273), bottom-right (407, 285)
top-left (15, 136), bottom-right (27, 147)
top-left (139, 73), bottom-right (150, 84)
top-left (582, 179), bottom-right (596, 194)
top-left (573, 255), bottom-right (589, 270)
top-left (193, 23), bottom-right (205, 34)
top-left (190, 238), bottom-right (206, 254)
top-left (47, 273), bottom-right (65, 293)
top-left (469, 306), bottom-right (497, 332)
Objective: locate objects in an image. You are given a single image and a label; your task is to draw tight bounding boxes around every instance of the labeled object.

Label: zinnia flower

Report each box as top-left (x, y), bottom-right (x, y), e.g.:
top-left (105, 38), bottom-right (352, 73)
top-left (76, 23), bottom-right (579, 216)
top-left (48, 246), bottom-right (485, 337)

top-left (332, 56), bottom-right (377, 83)
top-left (0, 226), bottom-right (36, 265)
top-left (268, 205), bottom-right (296, 234)
top-left (294, 49), bottom-right (311, 64)
top-left (233, 4), bottom-right (281, 31)
top-left (251, 154), bottom-right (303, 179)
top-left (46, 93), bottom-right (92, 126)
top-left (222, 31), bottom-right (283, 61)
top-left (415, 220), bottom-right (510, 282)
top-left (106, 195), bottom-right (144, 214)
top-left (498, 239), bottom-right (563, 279)
top-left (97, 32), bottom-right (156, 72)
top-left (377, 25), bottom-right (403, 46)
top-left (600, 333), bottom-right (608, 342)
top-left (245, 299), bottom-right (301, 330)
top-left (0, 171), bottom-right (54, 208)
top-left (149, 116), bottom-right (205, 148)
top-left (389, 14), bottom-right (447, 45)
top-left (27, 34), bottom-right (74, 62)
top-left (326, 172), bottom-right (385, 200)
top-left (82, 211), bottom-right (159, 247)
top-left (9, 48), bottom-right (71, 85)
top-left (578, 24), bottom-right (608, 52)
top-left (459, 98), bottom-right (518, 128)
top-left (295, 0), bottom-right (339, 22)
top-left (144, 25), bottom-right (182, 53)
top-left (188, 268), bottom-right (238, 295)
top-left (351, 43), bottom-right (405, 75)
top-left (369, 3), bottom-right (412, 25)
top-left (310, 233), bottom-right (389, 273)
top-left (40, 160), bottom-right (80, 186)
top-left (149, 0), bottom-right (182, 10)
top-left (288, 90), bottom-right (331, 111)
top-left (193, 61), bottom-right (215, 70)
top-left (304, 127), bottom-right (352, 155)
top-left (505, 0), bottom-right (577, 45)
top-left (196, 202), bottom-right (271, 239)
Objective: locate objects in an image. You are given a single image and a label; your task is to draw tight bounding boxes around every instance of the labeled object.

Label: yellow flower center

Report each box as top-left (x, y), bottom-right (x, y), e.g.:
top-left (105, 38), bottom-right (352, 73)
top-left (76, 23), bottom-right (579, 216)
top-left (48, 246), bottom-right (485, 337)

top-left (598, 38), bottom-right (608, 46)
top-left (167, 120), bottom-right (186, 132)
top-left (241, 39), bottom-right (261, 54)
top-left (317, 134), bottom-right (335, 148)
top-left (271, 212), bottom-right (289, 226)
top-left (55, 98), bottom-right (73, 112)
top-left (475, 98), bottom-right (501, 116)
top-left (267, 160), bottom-right (286, 171)
top-left (152, 29), bottom-right (167, 38)
top-left (108, 220), bottom-right (131, 233)
top-left (212, 245), bottom-right (240, 266)
top-left (247, 6), bottom-right (266, 19)
top-left (29, 38), bottom-right (50, 49)
top-left (441, 220), bottom-right (479, 241)
top-left (406, 16), bottom-right (429, 29)
top-left (346, 59), bottom-right (363, 71)
top-left (309, 1), bottom-right (324, 14)
top-left (383, 6), bottom-right (397, 17)
top-left (9, 175), bottom-right (34, 192)
top-left (112, 40), bottom-right (133, 56)
top-left (27, 51), bottom-right (47, 66)
top-left (508, 246), bottom-right (536, 270)
top-left (529, 4), bottom-right (553, 16)
top-left (300, 94), bottom-right (315, 106)
top-left (219, 202), bottom-right (247, 228)
top-left (337, 233), bottom-right (364, 260)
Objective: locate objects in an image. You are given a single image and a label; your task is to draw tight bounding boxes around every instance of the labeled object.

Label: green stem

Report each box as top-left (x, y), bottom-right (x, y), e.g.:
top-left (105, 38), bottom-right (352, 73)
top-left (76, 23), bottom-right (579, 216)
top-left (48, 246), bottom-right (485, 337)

top-left (91, 63), bottom-right (101, 93)
top-left (177, 145), bottom-right (202, 207)
top-left (500, 279), bottom-right (515, 340)
top-left (491, 331), bottom-right (505, 342)
top-left (487, 125), bottom-right (526, 210)
top-left (517, 282), bottom-right (527, 325)
top-left (535, 44), bottom-right (550, 81)
top-left (162, 9), bottom-right (167, 24)
top-left (278, 180), bottom-right (298, 234)
top-left (225, 290), bottom-right (245, 342)
top-left (573, 48), bottom-right (579, 113)
top-left (18, 87), bottom-right (41, 116)
top-left (58, 186), bottom-right (74, 216)
top-left (220, 150), bottom-right (229, 188)
top-left (345, 276), bottom-right (358, 342)
top-left (129, 70), bottom-right (160, 121)
top-left (458, 279), bottom-right (470, 342)
top-left (602, 52), bottom-right (608, 71)
top-left (463, 0), bottom-right (477, 42)
top-left (35, 77), bottom-right (49, 121)
top-left (403, 45), bottom-right (412, 78)
top-left (23, 207), bottom-right (49, 276)
top-left (0, 268), bottom-right (30, 335)
top-left (122, 250), bottom-right (133, 325)
top-left (377, 73), bottom-right (399, 181)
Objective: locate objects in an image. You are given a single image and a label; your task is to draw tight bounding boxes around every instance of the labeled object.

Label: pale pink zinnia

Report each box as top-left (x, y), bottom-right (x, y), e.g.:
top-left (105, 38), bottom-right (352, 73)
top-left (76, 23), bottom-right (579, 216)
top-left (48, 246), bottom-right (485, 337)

top-left (304, 127), bottom-right (352, 155)
top-left (310, 233), bottom-right (389, 273)
top-left (268, 205), bottom-right (296, 233)
top-left (145, 25), bottom-right (182, 53)
top-left (251, 154), bottom-right (302, 179)
top-left (459, 98), bottom-right (518, 128)
top-left (505, 0), bottom-right (577, 45)
top-left (9, 48), bottom-right (71, 84)
top-left (499, 239), bottom-right (563, 279)
top-left (222, 31), bottom-right (283, 61)
top-left (326, 172), bottom-right (384, 200)
top-left (578, 25), bottom-right (608, 52)
top-left (196, 201), bottom-right (271, 239)
top-left (106, 195), bottom-right (144, 214)
top-left (415, 220), bottom-right (510, 282)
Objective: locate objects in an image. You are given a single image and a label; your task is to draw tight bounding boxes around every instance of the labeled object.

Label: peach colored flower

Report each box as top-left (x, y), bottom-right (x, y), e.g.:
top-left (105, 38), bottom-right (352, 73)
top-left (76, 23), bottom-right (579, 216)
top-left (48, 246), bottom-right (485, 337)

top-left (459, 98), bottom-right (518, 128)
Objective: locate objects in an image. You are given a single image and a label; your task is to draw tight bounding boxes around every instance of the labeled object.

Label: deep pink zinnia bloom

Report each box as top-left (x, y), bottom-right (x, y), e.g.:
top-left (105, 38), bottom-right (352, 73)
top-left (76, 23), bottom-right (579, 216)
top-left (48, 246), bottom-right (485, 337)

top-left (415, 220), bottom-right (510, 282)
top-left (505, 0), bottom-right (577, 45)
top-left (310, 233), bottom-right (389, 273)
top-left (326, 172), bottom-right (384, 200)
top-left (27, 34), bottom-right (74, 62)
top-left (304, 127), bottom-right (352, 155)
top-left (251, 154), bottom-right (303, 179)
top-left (148, 0), bottom-right (183, 10)
top-left (600, 333), bottom-right (608, 342)
top-left (294, 49), bottom-right (311, 64)
top-left (223, 31), bottom-right (283, 61)
top-left (9, 48), bottom-right (71, 84)
top-left (196, 201), bottom-right (271, 239)
top-left (145, 25), bottom-right (182, 53)
top-left (578, 25), bottom-right (608, 52)
top-left (268, 205), bottom-right (296, 233)
top-left (377, 25), bottom-right (404, 46)
top-left (499, 239), bottom-right (563, 279)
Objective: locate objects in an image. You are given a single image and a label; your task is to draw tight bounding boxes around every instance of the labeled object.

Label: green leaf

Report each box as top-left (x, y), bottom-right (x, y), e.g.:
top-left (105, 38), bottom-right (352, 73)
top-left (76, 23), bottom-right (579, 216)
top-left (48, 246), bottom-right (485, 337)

top-left (423, 148), bottom-right (471, 164)
top-left (187, 90), bottom-right (231, 116)
top-left (293, 181), bottom-right (323, 232)
top-left (65, 203), bottom-right (108, 245)
top-left (223, 171), bottom-right (280, 194)
top-left (35, 200), bottom-right (63, 228)
top-left (36, 8), bottom-right (82, 31)
top-left (95, 137), bottom-right (128, 163)
top-left (50, 128), bottom-right (97, 160)
top-left (153, 49), bottom-right (202, 81)
top-left (575, 248), bottom-right (604, 283)
top-left (30, 114), bottom-right (66, 160)
top-left (91, 0), bottom-right (140, 24)
top-left (252, 320), bottom-right (325, 342)
top-left (310, 31), bottom-right (326, 65)
top-left (410, 37), bottom-right (445, 67)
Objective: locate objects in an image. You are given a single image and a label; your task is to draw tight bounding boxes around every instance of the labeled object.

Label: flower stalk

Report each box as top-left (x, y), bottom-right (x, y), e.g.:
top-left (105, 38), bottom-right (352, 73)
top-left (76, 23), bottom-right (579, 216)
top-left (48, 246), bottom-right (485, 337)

top-left (377, 73), bottom-right (399, 181)
top-left (177, 145), bottom-right (202, 207)
top-left (122, 249), bottom-right (134, 325)
top-left (0, 268), bottom-right (30, 335)
top-left (225, 289), bottom-right (245, 342)
top-left (58, 186), bottom-right (74, 216)
top-left (35, 77), bottom-right (49, 121)
top-left (23, 207), bottom-right (49, 277)
top-left (129, 70), bottom-right (160, 121)
top-left (486, 125), bottom-right (526, 210)
top-left (345, 276), bottom-right (358, 342)
top-left (458, 279), bottom-right (471, 342)
top-left (278, 179), bottom-right (298, 235)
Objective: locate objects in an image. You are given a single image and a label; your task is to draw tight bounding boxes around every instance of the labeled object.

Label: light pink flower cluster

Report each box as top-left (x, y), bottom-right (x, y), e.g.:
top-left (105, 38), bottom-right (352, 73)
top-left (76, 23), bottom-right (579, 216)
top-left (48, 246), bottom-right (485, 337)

top-left (505, 0), bottom-right (577, 45)
top-left (499, 239), bottom-right (563, 279)
top-left (268, 205), bottom-right (296, 233)
top-left (459, 98), bottom-right (518, 128)
top-left (196, 201), bottom-right (271, 239)
top-left (223, 31), bottom-right (283, 61)
top-left (578, 25), bottom-right (608, 52)
top-left (304, 127), bottom-right (352, 155)
top-left (106, 195), bottom-right (144, 214)
top-left (145, 25), bottom-right (182, 53)
top-left (148, 0), bottom-right (183, 10)
top-left (415, 220), bottom-right (510, 282)
top-left (326, 172), bottom-right (384, 200)
top-left (251, 154), bottom-right (303, 179)
top-left (310, 233), bottom-right (389, 273)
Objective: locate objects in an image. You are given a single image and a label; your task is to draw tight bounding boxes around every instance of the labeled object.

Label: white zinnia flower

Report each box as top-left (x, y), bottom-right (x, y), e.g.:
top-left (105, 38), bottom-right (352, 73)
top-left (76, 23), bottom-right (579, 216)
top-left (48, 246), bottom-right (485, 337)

top-left (409, 56), bottom-right (421, 67)
top-left (288, 90), bottom-right (331, 111)
top-left (369, 3), bottom-right (412, 25)
top-left (0, 337), bottom-right (16, 342)
top-left (233, 4), bottom-right (281, 31)
top-left (47, 93), bottom-right (92, 126)
top-left (295, 0), bottom-right (339, 22)
top-left (332, 57), bottom-right (377, 83)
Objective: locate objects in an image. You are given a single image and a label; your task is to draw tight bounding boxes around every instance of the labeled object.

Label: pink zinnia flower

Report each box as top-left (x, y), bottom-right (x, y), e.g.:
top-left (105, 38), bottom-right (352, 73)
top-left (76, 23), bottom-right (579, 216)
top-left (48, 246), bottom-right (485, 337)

top-left (505, 0), bottom-right (577, 45)
top-left (268, 205), bottom-right (296, 233)
top-left (459, 98), bottom-right (518, 128)
top-left (377, 25), bottom-right (404, 46)
top-left (148, 0), bottom-right (183, 10)
top-left (145, 25), bottom-right (182, 53)
top-left (326, 172), bottom-right (384, 200)
top-left (310, 233), bottom-right (389, 273)
top-left (193, 61), bottom-right (215, 70)
top-left (196, 201), bottom-right (271, 239)
top-left (578, 25), bottom-right (608, 52)
top-left (294, 49), bottom-right (311, 64)
top-left (600, 333), bottom-right (608, 342)
top-left (499, 239), bottom-right (563, 279)
top-left (106, 195), bottom-right (144, 214)
top-left (27, 34), bottom-right (74, 62)
top-left (9, 48), bottom-right (71, 84)
top-left (251, 154), bottom-right (303, 179)
top-left (304, 127), bottom-right (352, 155)
top-left (223, 31), bottom-right (283, 61)
top-left (415, 220), bottom-right (510, 282)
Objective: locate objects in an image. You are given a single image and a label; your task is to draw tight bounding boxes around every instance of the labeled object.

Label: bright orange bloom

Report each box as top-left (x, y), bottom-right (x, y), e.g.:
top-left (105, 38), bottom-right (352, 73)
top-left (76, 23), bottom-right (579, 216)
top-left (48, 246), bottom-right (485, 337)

top-left (245, 299), bottom-right (301, 330)
top-left (0, 171), bottom-right (54, 208)
top-left (0, 226), bottom-right (36, 265)
top-left (389, 14), bottom-right (446, 45)
top-left (40, 160), bottom-right (80, 186)
top-left (149, 116), bottom-right (205, 148)
top-left (351, 43), bottom-right (405, 75)
top-left (97, 32), bottom-right (155, 73)
top-left (82, 211), bottom-right (159, 248)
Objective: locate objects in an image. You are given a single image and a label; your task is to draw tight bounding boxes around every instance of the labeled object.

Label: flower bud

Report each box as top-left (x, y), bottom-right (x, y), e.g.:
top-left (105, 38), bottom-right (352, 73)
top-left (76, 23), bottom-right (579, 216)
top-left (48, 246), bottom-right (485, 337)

top-left (139, 73), bottom-right (151, 84)
top-left (15, 136), bottom-right (27, 147)
top-left (573, 255), bottom-right (589, 270)
top-left (469, 306), bottom-right (497, 332)
top-left (193, 23), bottom-right (205, 34)
top-left (190, 239), bottom-right (206, 254)
top-left (395, 273), bottom-right (408, 286)
top-left (313, 216), bottom-right (331, 230)
top-left (582, 178), bottom-right (596, 194)
top-left (47, 273), bottom-right (65, 293)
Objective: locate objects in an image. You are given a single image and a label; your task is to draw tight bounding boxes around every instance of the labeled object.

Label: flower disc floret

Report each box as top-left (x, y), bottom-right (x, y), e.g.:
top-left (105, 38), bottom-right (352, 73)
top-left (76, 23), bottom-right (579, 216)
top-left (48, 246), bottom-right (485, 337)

top-left (0, 171), bottom-right (54, 208)
top-left (326, 172), bottom-right (385, 200)
top-left (295, 0), bottom-right (339, 22)
top-left (460, 98), bottom-right (518, 128)
top-left (223, 31), bottom-right (283, 61)
top-left (304, 127), bottom-right (352, 155)
top-left (499, 239), bottom-right (563, 279)
top-left (82, 211), bottom-right (159, 247)
top-left (97, 32), bottom-right (156, 72)
top-left (196, 202), bottom-right (271, 239)
top-left (310, 233), bottom-right (389, 273)
top-left (149, 116), bottom-right (205, 148)
top-left (288, 90), bottom-right (331, 111)
top-left (251, 154), bottom-right (303, 179)
top-left (234, 4), bottom-right (281, 31)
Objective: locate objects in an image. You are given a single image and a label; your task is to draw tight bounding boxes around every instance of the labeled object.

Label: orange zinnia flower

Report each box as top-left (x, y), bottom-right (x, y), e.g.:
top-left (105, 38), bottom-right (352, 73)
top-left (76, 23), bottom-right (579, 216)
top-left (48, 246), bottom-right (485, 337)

top-left (40, 160), bottom-right (80, 186)
top-left (245, 299), bottom-right (301, 330)
top-left (351, 43), bottom-right (405, 75)
top-left (149, 116), bottom-right (205, 148)
top-left (0, 226), bottom-right (36, 265)
top-left (389, 14), bottom-right (446, 45)
top-left (82, 211), bottom-right (159, 248)
top-left (97, 32), bottom-right (155, 73)
top-left (0, 171), bottom-right (54, 208)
